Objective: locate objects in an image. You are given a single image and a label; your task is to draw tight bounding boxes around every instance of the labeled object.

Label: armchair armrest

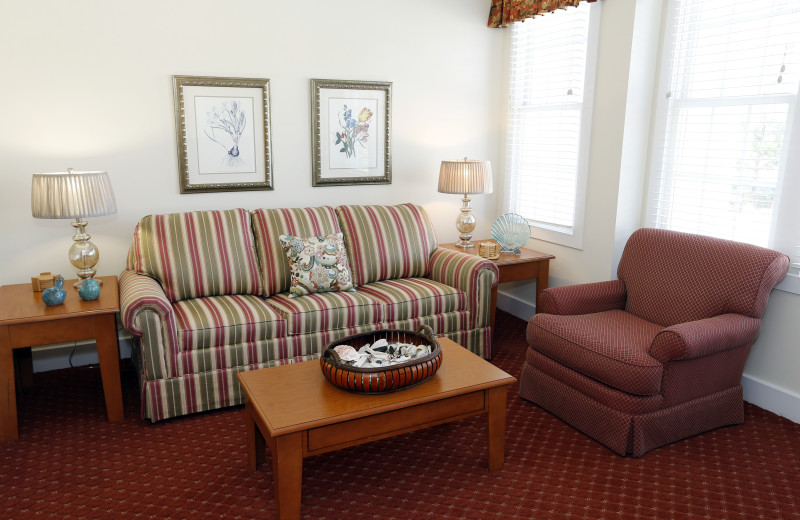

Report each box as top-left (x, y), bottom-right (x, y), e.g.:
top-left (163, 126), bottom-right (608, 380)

top-left (649, 313), bottom-right (761, 363)
top-left (538, 279), bottom-right (626, 315)
top-left (119, 269), bottom-right (177, 380)
top-left (428, 248), bottom-right (499, 329)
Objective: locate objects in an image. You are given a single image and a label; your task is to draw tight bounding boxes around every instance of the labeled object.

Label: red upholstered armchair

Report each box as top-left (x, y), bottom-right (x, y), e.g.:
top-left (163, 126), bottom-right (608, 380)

top-left (520, 228), bottom-right (789, 456)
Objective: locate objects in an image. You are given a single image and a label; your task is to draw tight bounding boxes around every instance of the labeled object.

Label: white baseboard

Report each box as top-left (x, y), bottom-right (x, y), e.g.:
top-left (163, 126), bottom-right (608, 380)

top-left (31, 335), bottom-right (133, 373)
top-left (741, 374), bottom-right (800, 424)
top-left (496, 291), bottom-right (536, 322)
top-left (496, 290), bottom-right (800, 425)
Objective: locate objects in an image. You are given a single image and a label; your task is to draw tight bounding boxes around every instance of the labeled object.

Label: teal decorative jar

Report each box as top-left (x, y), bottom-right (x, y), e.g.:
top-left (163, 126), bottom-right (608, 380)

top-left (42, 276), bottom-right (66, 306)
top-left (78, 278), bottom-right (101, 301)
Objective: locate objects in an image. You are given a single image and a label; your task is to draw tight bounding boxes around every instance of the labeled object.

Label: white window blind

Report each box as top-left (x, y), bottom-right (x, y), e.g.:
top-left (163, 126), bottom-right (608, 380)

top-left (504, 1), bottom-right (599, 249)
top-left (648, 0), bottom-right (800, 292)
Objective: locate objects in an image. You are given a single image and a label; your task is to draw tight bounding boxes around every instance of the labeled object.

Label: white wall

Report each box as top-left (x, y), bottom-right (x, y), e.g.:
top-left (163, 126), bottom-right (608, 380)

top-left (497, 0), bottom-right (800, 423)
top-left (0, 0), bottom-right (503, 287)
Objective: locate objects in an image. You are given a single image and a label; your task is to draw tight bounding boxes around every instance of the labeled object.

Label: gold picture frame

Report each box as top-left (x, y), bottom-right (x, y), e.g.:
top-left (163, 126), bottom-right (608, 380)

top-left (311, 79), bottom-right (392, 186)
top-left (173, 75), bottom-right (273, 193)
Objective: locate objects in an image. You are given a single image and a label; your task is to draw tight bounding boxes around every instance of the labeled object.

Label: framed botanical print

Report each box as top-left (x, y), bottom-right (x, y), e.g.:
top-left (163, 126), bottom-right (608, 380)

top-left (173, 75), bottom-right (273, 193)
top-left (311, 79), bottom-right (392, 186)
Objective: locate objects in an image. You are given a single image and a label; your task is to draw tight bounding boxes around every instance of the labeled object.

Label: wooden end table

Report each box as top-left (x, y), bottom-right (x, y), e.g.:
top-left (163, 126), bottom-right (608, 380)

top-left (438, 239), bottom-right (555, 331)
top-left (0, 275), bottom-right (124, 441)
top-left (237, 338), bottom-right (515, 520)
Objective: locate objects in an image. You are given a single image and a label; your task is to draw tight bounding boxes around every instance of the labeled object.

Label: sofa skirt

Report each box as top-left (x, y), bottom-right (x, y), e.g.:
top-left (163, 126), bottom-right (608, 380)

top-left (132, 324), bottom-right (493, 422)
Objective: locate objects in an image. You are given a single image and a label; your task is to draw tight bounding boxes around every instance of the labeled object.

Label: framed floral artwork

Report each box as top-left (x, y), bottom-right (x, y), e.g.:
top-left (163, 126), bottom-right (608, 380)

top-left (311, 79), bottom-right (392, 186)
top-left (173, 75), bottom-right (273, 193)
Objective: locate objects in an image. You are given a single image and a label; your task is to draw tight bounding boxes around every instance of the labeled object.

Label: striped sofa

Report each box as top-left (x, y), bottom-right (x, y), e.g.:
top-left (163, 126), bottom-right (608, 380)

top-left (119, 204), bottom-right (499, 422)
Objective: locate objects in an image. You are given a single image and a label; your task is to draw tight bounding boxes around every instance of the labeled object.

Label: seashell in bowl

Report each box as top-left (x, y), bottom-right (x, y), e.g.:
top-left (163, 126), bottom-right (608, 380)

top-left (320, 325), bottom-right (442, 393)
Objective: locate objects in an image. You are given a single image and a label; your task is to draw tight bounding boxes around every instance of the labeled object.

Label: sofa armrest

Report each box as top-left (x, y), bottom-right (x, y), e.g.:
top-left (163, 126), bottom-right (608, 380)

top-left (649, 313), bottom-right (761, 363)
top-left (538, 280), bottom-right (626, 315)
top-left (428, 248), bottom-right (499, 329)
top-left (119, 269), bottom-right (177, 380)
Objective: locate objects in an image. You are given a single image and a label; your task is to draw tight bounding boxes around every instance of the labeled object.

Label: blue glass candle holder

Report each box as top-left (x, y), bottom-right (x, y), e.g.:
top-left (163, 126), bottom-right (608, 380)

top-left (42, 276), bottom-right (67, 306)
top-left (78, 278), bottom-right (101, 301)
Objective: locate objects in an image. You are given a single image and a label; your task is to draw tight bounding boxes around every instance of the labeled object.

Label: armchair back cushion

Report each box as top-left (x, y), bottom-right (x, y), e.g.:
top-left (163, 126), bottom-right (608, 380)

top-left (126, 209), bottom-right (262, 302)
top-left (617, 228), bottom-right (790, 327)
top-left (336, 203), bottom-right (438, 286)
top-left (251, 206), bottom-right (341, 297)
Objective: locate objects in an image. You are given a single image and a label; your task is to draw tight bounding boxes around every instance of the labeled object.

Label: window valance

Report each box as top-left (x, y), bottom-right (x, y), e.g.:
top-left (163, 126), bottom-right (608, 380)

top-left (488, 0), bottom-right (598, 28)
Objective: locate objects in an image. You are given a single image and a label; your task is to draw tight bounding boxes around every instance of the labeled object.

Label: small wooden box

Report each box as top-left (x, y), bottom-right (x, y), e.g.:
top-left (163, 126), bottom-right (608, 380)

top-left (478, 242), bottom-right (499, 260)
top-left (31, 272), bottom-right (61, 292)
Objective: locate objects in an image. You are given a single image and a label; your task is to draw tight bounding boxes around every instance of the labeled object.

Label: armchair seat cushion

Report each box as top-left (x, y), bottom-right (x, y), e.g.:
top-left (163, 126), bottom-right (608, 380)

top-left (266, 291), bottom-right (383, 335)
top-left (173, 294), bottom-right (286, 352)
top-left (356, 278), bottom-right (466, 321)
top-left (525, 348), bottom-right (663, 415)
top-left (527, 310), bottom-right (664, 395)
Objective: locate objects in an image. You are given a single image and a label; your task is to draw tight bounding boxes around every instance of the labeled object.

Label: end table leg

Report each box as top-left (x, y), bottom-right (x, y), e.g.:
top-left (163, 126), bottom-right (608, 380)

top-left (535, 259), bottom-right (550, 313)
top-left (94, 315), bottom-right (124, 422)
top-left (272, 432), bottom-right (303, 520)
top-left (487, 385), bottom-right (509, 472)
top-left (13, 348), bottom-right (33, 390)
top-left (245, 400), bottom-right (266, 472)
top-left (0, 325), bottom-right (19, 441)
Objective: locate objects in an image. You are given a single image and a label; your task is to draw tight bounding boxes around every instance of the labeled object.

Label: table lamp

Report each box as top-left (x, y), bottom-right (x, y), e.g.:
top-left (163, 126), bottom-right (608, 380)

top-left (31, 168), bottom-right (117, 288)
top-left (437, 158), bottom-right (493, 248)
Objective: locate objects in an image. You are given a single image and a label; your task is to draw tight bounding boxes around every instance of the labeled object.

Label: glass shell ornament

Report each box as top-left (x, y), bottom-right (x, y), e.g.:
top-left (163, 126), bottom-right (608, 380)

top-left (42, 275), bottom-right (67, 306)
top-left (78, 278), bottom-right (101, 301)
top-left (491, 213), bottom-right (531, 254)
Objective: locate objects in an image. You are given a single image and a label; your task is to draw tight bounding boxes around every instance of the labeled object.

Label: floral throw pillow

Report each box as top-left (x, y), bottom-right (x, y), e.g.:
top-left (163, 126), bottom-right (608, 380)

top-left (278, 233), bottom-right (356, 297)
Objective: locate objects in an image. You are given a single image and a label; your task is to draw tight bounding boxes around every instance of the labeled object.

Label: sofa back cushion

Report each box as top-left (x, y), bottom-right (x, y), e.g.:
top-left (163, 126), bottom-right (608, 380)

top-left (617, 228), bottom-right (789, 327)
top-left (336, 203), bottom-right (438, 286)
top-left (251, 206), bottom-right (341, 297)
top-left (126, 209), bottom-right (262, 303)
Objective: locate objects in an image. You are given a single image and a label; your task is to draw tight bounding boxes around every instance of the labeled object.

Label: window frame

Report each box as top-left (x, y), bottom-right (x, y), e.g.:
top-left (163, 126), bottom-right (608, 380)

top-left (646, 0), bottom-right (800, 294)
top-left (503, 2), bottom-right (602, 250)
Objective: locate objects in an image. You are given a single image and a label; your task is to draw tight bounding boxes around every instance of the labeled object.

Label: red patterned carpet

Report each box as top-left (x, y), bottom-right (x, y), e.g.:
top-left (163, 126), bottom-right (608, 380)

top-left (2, 311), bottom-right (799, 519)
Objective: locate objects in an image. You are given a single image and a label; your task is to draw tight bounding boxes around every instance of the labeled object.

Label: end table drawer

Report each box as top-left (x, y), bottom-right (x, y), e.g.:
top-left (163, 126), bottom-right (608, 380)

top-left (306, 391), bottom-right (485, 453)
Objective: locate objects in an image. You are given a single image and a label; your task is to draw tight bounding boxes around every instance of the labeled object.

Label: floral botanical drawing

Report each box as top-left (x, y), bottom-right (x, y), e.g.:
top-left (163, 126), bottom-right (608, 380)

top-left (335, 105), bottom-right (373, 158)
top-left (204, 99), bottom-right (247, 167)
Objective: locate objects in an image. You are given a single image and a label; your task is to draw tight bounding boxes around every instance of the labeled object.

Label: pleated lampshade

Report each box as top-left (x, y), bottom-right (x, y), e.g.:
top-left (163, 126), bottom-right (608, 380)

top-left (31, 169), bottom-right (117, 219)
top-left (437, 159), bottom-right (493, 195)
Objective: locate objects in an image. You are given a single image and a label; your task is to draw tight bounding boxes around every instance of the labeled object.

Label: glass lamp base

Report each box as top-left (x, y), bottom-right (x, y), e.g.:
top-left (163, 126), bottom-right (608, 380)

top-left (69, 218), bottom-right (102, 289)
top-left (455, 194), bottom-right (476, 248)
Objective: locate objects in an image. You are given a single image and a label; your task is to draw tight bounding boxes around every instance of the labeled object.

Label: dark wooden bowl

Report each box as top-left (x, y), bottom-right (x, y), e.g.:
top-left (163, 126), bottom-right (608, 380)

top-left (320, 325), bottom-right (442, 393)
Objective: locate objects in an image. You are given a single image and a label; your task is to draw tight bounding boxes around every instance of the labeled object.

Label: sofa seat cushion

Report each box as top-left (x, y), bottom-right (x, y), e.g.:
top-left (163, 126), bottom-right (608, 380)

top-left (173, 295), bottom-right (286, 352)
top-left (357, 278), bottom-right (466, 321)
top-left (385, 312), bottom-right (472, 336)
top-left (266, 291), bottom-right (383, 335)
top-left (527, 310), bottom-right (664, 395)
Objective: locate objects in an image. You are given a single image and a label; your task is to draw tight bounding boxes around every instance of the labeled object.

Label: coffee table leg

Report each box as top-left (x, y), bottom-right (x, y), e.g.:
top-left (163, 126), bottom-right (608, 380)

top-left (272, 432), bottom-right (303, 520)
top-left (487, 385), bottom-right (509, 471)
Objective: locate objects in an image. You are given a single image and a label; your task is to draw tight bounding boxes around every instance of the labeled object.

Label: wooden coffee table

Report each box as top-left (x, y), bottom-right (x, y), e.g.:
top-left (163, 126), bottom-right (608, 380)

top-left (237, 337), bottom-right (516, 520)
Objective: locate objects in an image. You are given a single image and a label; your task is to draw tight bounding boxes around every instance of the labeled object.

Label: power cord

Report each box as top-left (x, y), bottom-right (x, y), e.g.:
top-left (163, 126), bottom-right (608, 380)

top-left (68, 342), bottom-right (97, 370)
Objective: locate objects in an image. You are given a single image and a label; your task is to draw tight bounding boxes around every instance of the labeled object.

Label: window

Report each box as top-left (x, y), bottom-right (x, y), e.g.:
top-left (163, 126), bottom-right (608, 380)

top-left (503, 1), bottom-right (600, 249)
top-left (647, 0), bottom-right (800, 293)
